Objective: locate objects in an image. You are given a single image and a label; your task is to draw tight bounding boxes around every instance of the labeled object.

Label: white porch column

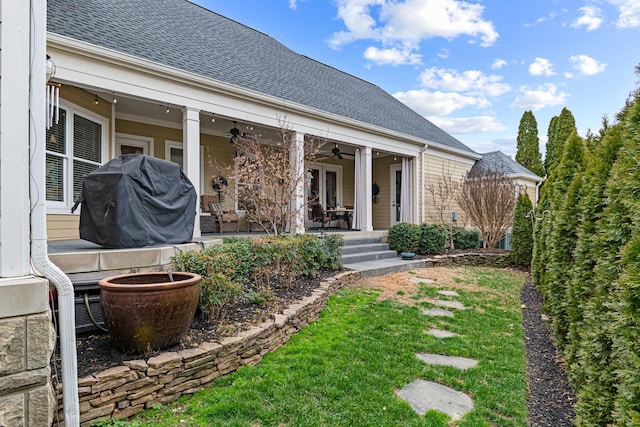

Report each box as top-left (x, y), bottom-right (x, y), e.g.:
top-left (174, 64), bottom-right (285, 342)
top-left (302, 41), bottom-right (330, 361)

top-left (182, 107), bottom-right (201, 238)
top-left (0, 0), bottom-right (31, 276)
top-left (412, 157), bottom-right (419, 224)
top-left (361, 146), bottom-right (373, 231)
top-left (289, 131), bottom-right (306, 234)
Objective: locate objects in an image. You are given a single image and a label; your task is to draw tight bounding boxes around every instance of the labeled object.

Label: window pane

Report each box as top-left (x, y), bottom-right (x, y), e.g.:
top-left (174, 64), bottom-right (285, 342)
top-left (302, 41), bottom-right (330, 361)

top-left (326, 171), bottom-right (337, 208)
top-left (46, 154), bottom-right (64, 202)
top-left (74, 114), bottom-right (102, 163)
top-left (46, 108), bottom-right (66, 154)
top-left (73, 160), bottom-right (99, 202)
top-left (170, 147), bottom-right (184, 169)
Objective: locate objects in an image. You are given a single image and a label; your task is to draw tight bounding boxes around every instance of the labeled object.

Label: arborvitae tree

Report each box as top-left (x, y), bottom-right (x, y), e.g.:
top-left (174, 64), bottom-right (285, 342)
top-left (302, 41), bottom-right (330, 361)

top-left (565, 124), bottom-right (622, 383)
top-left (515, 111), bottom-right (545, 177)
top-left (510, 192), bottom-right (534, 267)
top-left (532, 108), bottom-right (577, 290)
top-left (574, 93), bottom-right (640, 426)
top-left (544, 107), bottom-right (576, 174)
top-left (544, 131), bottom-right (586, 347)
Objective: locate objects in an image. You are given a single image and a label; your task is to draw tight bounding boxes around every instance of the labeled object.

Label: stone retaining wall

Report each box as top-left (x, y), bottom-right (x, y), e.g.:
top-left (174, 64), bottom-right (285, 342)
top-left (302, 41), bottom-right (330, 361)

top-left (54, 271), bottom-right (359, 426)
top-left (423, 252), bottom-right (513, 268)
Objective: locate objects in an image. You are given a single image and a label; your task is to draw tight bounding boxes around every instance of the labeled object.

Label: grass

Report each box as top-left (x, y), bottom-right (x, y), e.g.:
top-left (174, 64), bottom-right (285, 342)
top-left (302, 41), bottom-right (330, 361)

top-left (110, 266), bottom-right (528, 427)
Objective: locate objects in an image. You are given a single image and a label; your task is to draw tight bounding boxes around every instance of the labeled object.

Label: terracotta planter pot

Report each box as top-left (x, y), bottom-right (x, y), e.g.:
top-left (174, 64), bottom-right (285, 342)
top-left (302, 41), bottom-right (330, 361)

top-left (99, 272), bottom-right (201, 353)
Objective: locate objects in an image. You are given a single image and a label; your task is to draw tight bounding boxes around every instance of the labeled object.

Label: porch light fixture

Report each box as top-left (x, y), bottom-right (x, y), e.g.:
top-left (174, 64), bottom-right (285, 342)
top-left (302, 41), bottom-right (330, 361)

top-left (45, 55), bottom-right (56, 83)
top-left (93, 95), bottom-right (99, 105)
top-left (229, 121), bottom-right (241, 144)
top-left (211, 114), bottom-right (215, 123)
top-left (112, 92), bottom-right (118, 104)
top-left (165, 106), bottom-right (170, 114)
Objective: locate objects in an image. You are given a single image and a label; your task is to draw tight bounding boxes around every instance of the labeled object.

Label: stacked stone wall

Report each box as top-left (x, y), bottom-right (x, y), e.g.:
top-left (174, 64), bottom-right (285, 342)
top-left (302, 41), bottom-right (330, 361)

top-left (54, 272), bottom-right (358, 426)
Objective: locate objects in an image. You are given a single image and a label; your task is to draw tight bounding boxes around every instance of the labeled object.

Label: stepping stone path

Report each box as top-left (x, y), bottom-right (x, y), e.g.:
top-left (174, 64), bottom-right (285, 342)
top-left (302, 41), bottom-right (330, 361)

top-left (396, 380), bottom-right (474, 420)
top-left (426, 328), bottom-right (459, 338)
top-left (422, 307), bottom-right (454, 317)
top-left (398, 288), bottom-right (476, 421)
top-left (410, 277), bottom-right (435, 284)
top-left (427, 299), bottom-right (466, 310)
top-left (416, 353), bottom-right (478, 370)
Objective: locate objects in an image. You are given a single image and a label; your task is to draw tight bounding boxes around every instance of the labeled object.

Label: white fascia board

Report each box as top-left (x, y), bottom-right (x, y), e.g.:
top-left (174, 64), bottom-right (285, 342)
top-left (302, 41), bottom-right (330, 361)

top-left (509, 173), bottom-right (542, 183)
top-left (423, 146), bottom-right (479, 166)
top-left (47, 34), bottom-right (428, 156)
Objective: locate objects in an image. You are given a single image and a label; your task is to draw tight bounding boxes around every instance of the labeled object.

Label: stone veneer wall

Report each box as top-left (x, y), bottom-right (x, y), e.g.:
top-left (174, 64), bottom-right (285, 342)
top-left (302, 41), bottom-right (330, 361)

top-left (54, 271), bottom-right (358, 426)
top-left (0, 278), bottom-right (57, 427)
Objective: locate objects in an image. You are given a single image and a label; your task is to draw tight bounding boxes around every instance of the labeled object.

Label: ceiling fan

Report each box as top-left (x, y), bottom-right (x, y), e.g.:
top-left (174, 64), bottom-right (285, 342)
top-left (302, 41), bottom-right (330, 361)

top-left (331, 143), bottom-right (353, 160)
top-left (229, 121), bottom-right (241, 144)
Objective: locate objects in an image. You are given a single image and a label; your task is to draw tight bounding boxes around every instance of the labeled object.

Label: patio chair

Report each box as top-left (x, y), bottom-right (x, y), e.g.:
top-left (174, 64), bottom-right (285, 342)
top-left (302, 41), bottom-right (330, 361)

top-left (310, 203), bottom-right (334, 230)
top-left (209, 202), bottom-right (240, 233)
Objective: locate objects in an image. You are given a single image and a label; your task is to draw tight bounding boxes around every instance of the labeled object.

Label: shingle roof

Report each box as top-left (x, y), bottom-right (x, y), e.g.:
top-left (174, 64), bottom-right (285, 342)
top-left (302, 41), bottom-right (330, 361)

top-left (47, 0), bottom-right (476, 154)
top-left (470, 151), bottom-right (541, 180)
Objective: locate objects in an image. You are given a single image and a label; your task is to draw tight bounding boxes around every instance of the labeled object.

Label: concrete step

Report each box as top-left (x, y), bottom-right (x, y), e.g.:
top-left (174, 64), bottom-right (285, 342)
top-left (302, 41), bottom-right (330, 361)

top-left (344, 257), bottom-right (425, 278)
top-left (341, 243), bottom-right (389, 255)
top-left (341, 250), bottom-right (398, 264)
top-left (342, 236), bottom-right (384, 246)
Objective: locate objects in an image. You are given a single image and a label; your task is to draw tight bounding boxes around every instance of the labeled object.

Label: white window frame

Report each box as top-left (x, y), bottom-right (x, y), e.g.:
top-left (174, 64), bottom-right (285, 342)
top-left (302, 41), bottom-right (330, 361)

top-left (164, 140), bottom-right (205, 192)
top-left (46, 101), bottom-right (108, 214)
top-left (307, 162), bottom-right (343, 208)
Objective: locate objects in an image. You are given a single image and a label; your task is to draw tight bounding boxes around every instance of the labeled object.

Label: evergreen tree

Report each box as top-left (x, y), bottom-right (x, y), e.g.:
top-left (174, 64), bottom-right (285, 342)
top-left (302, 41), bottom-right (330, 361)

top-left (515, 111), bottom-right (545, 177)
top-left (544, 107), bottom-right (576, 174)
top-left (510, 192), bottom-right (534, 267)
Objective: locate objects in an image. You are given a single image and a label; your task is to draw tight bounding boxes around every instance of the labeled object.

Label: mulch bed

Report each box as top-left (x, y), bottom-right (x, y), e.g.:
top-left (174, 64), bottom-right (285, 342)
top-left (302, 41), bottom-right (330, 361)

top-left (521, 277), bottom-right (577, 426)
top-left (52, 267), bottom-right (577, 426)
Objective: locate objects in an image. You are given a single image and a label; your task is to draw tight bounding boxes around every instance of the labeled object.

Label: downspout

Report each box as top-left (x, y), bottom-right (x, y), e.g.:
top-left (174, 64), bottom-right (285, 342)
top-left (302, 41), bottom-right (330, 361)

top-left (30, 0), bottom-right (80, 425)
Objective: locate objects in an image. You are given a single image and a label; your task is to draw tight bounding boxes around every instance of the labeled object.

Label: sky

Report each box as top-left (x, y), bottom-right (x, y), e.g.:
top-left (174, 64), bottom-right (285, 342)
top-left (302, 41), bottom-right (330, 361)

top-left (191, 0), bottom-right (639, 158)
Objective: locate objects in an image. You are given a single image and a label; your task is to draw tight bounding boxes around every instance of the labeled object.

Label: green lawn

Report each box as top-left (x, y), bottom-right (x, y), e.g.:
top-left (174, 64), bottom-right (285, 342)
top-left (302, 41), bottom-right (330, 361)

top-left (109, 266), bottom-right (528, 427)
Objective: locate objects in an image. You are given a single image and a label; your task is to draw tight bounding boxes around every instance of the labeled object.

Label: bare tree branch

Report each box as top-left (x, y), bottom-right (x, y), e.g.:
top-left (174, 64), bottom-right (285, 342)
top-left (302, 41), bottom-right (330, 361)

top-left (425, 160), bottom-right (462, 249)
top-left (457, 168), bottom-right (517, 249)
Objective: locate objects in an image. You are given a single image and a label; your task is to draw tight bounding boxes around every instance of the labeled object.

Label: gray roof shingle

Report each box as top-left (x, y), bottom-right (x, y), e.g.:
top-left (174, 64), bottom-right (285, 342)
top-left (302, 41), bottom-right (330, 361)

top-left (471, 151), bottom-right (541, 180)
top-left (47, 0), bottom-right (476, 154)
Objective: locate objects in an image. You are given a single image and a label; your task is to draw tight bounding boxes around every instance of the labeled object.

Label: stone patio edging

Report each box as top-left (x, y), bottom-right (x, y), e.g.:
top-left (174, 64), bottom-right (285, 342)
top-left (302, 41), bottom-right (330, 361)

top-left (54, 271), bottom-right (359, 426)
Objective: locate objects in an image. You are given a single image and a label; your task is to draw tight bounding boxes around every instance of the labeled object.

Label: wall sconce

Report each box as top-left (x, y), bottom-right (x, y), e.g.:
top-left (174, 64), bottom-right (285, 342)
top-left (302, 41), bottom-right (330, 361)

top-left (46, 55), bottom-right (56, 83)
top-left (451, 211), bottom-right (458, 224)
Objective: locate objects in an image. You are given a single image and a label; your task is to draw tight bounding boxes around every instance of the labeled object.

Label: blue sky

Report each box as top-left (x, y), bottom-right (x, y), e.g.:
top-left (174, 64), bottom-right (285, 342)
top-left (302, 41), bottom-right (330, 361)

top-left (191, 0), bottom-right (639, 157)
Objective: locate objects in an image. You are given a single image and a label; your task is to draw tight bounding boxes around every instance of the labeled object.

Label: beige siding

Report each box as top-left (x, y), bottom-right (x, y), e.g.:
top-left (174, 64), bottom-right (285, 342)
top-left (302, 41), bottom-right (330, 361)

top-left (47, 215), bottom-right (80, 241)
top-left (421, 153), bottom-right (473, 227)
top-left (371, 155), bottom-right (395, 229)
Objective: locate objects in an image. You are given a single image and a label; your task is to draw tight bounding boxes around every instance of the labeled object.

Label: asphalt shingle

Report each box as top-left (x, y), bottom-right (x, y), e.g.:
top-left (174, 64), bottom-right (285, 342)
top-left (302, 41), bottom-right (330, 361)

top-left (48, 0), bottom-right (476, 154)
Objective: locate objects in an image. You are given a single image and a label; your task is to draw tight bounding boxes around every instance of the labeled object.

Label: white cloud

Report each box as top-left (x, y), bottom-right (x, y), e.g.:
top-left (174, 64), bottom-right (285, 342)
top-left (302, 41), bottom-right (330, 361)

top-left (393, 89), bottom-right (482, 116)
top-left (510, 83), bottom-right (568, 111)
top-left (528, 57), bottom-right (555, 76)
top-left (289, 0), bottom-right (298, 9)
top-left (492, 59), bottom-right (508, 70)
top-left (329, 0), bottom-right (498, 50)
top-left (428, 115), bottom-right (507, 134)
top-left (419, 67), bottom-right (511, 97)
top-left (571, 6), bottom-right (603, 31)
top-left (608, 0), bottom-right (640, 28)
top-left (363, 46), bottom-right (422, 65)
top-left (569, 54), bottom-right (607, 76)
top-left (437, 48), bottom-right (450, 59)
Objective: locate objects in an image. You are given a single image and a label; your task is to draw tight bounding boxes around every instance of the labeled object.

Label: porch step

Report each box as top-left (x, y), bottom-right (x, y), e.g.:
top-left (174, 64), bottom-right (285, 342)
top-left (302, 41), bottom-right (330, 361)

top-left (344, 257), bottom-right (426, 278)
top-left (341, 243), bottom-right (390, 255)
top-left (341, 250), bottom-right (398, 264)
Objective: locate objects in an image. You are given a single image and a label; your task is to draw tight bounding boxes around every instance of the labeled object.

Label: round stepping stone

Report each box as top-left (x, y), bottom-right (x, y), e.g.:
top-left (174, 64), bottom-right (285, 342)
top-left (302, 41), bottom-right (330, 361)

top-left (422, 308), bottom-right (454, 317)
top-left (426, 328), bottom-right (459, 338)
top-left (438, 290), bottom-right (459, 297)
top-left (428, 299), bottom-right (466, 310)
top-left (410, 277), bottom-right (435, 284)
top-left (396, 379), bottom-right (474, 420)
top-left (415, 353), bottom-right (478, 370)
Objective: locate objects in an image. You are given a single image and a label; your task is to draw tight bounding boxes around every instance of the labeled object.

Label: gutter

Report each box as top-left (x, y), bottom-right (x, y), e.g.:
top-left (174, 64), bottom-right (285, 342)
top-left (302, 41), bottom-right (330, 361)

top-left (31, 1), bottom-right (80, 425)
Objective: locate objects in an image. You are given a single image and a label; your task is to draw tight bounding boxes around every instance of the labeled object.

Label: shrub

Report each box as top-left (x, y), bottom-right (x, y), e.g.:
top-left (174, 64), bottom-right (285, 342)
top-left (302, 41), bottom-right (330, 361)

top-left (198, 273), bottom-right (242, 320)
top-left (418, 223), bottom-right (447, 255)
top-left (387, 222), bottom-right (420, 253)
top-left (453, 227), bottom-right (481, 250)
top-left (510, 193), bottom-right (534, 267)
top-left (319, 234), bottom-right (343, 271)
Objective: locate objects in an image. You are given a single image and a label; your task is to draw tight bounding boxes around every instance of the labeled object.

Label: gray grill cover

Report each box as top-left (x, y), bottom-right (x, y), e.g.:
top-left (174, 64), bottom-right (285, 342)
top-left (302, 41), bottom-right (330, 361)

top-left (78, 154), bottom-right (196, 248)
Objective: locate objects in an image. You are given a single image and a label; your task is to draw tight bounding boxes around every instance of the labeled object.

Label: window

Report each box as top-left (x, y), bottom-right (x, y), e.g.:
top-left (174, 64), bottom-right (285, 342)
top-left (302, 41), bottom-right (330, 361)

top-left (164, 141), bottom-right (205, 194)
top-left (45, 104), bottom-right (107, 212)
